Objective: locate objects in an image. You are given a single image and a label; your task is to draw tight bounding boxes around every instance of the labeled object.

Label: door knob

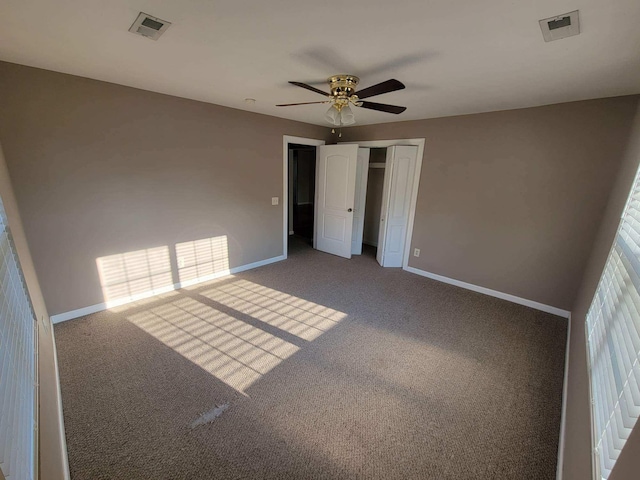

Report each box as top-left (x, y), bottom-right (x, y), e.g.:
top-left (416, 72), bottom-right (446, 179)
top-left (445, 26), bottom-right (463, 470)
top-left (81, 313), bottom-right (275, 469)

top-left (348, 208), bottom-right (353, 212)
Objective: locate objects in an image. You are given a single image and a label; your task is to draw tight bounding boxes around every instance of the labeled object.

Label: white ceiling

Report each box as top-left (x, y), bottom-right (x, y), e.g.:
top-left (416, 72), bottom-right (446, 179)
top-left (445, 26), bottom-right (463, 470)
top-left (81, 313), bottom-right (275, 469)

top-left (1, 0), bottom-right (639, 126)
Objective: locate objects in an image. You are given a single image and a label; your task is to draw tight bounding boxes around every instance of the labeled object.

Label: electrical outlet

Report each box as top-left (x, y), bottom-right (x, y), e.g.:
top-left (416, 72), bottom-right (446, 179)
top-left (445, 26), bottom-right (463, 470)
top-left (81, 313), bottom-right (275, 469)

top-left (272, 197), bottom-right (279, 205)
top-left (413, 248), bottom-right (420, 257)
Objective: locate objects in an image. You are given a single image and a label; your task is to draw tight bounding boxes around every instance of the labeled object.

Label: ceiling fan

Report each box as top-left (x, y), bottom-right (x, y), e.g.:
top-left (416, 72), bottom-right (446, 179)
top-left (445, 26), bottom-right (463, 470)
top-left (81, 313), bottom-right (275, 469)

top-left (277, 75), bottom-right (407, 126)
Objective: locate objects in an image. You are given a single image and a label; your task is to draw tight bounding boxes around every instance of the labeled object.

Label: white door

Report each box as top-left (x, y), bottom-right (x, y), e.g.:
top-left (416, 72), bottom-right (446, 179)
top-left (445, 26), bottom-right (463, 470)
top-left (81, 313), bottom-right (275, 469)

top-left (315, 144), bottom-right (359, 258)
top-left (377, 145), bottom-right (418, 267)
top-left (351, 148), bottom-right (370, 255)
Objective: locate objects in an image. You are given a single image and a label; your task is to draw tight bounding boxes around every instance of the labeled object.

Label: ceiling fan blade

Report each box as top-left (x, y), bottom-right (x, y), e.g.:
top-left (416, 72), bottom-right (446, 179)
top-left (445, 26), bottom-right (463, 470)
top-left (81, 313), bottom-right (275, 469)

top-left (276, 101), bottom-right (330, 107)
top-left (289, 81), bottom-right (330, 97)
top-left (358, 101), bottom-right (407, 114)
top-left (355, 79), bottom-right (405, 99)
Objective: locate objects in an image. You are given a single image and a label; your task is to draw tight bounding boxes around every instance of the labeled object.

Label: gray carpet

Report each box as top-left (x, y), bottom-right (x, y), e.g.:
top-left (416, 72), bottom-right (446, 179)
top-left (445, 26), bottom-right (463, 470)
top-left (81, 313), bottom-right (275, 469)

top-left (55, 239), bottom-right (567, 479)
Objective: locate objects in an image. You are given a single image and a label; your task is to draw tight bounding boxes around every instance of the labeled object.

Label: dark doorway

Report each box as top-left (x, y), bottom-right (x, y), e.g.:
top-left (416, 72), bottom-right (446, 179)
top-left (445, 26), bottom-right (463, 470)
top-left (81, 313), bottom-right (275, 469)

top-left (288, 144), bottom-right (316, 245)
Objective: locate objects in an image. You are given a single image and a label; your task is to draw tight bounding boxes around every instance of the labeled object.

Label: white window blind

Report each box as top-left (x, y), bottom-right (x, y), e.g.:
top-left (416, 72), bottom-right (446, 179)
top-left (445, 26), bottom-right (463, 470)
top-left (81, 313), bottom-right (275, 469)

top-left (0, 196), bottom-right (37, 480)
top-left (586, 166), bottom-right (640, 479)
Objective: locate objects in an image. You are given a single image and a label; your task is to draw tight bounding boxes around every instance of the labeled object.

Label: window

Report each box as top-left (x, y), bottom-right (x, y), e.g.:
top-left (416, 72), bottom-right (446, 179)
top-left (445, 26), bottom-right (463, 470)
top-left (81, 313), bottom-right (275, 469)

top-left (0, 196), bottom-right (37, 479)
top-left (586, 166), bottom-right (640, 479)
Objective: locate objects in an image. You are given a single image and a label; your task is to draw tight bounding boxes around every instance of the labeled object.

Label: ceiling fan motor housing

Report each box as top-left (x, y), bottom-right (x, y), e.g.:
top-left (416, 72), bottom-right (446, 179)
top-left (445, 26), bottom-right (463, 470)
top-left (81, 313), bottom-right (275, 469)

top-left (328, 75), bottom-right (359, 98)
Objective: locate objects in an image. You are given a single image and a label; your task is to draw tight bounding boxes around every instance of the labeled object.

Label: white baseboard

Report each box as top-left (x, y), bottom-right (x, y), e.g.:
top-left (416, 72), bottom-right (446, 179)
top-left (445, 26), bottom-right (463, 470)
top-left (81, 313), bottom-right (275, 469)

top-left (556, 313), bottom-right (571, 480)
top-left (363, 240), bottom-right (378, 247)
top-left (175, 255), bottom-right (285, 289)
top-left (403, 265), bottom-right (571, 318)
top-left (51, 303), bottom-right (105, 324)
top-left (51, 255), bottom-right (286, 324)
top-left (289, 230), bottom-right (294, 235)
top-left (49, 321), bottom-right (71, 480)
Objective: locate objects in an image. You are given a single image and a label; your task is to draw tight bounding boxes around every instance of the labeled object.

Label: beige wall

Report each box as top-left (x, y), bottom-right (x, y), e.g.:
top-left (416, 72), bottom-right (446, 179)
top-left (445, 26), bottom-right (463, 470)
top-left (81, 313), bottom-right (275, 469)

top-left (0, 142), bottom-right (68, 479)
top-left (342, 96), bottom-right (640, 310)
top-left (0, 61), bottom-right (329, 315)
top-left (562, 102), bottom-right (640, 479)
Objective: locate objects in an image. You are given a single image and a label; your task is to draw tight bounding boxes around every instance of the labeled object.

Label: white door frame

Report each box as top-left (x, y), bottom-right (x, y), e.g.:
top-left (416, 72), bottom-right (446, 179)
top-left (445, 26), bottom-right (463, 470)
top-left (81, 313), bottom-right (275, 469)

top-left (340, 138), bottom-right (425, 269)
top-left (282, 135), bottom-right (326, 259)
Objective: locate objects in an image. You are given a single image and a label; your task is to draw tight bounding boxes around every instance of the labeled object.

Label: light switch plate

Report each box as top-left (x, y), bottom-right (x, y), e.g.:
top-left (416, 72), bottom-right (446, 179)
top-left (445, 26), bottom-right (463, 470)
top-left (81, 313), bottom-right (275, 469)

top-left (272, 197), bottom-right (279, 205)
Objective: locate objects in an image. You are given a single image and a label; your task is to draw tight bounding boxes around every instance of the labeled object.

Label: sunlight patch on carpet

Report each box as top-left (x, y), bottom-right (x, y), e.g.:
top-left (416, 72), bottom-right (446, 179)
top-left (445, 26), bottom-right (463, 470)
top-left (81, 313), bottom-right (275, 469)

top-left (126, 280), bottom-right (346, 394)
top-left (127, 297), bottom-right (298, 393)
top-left (200, 279), bottom-right (346, 340)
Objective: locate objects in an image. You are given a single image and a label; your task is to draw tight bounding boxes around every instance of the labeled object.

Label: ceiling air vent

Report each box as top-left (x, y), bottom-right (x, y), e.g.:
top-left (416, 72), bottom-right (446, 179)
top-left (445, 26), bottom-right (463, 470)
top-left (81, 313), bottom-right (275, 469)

top-left (539, 10), bottom-right (580, 42)
top-left (129, 12), bottom-right (171, 41)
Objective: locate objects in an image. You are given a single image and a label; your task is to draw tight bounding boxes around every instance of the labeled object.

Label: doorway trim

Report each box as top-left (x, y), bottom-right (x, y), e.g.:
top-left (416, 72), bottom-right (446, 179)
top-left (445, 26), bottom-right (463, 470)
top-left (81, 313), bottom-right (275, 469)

top-left (340, 138), bottom-right (425, 269)
top-left (282, 135), bottom-right (326, 259)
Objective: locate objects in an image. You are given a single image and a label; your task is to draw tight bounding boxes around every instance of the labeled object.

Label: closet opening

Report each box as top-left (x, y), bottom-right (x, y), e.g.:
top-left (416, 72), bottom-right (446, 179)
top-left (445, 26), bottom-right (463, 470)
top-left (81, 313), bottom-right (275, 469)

top-left (362, 148), bottom-right (387, 258)
top-left (288, 143), bottom-right (317, 249)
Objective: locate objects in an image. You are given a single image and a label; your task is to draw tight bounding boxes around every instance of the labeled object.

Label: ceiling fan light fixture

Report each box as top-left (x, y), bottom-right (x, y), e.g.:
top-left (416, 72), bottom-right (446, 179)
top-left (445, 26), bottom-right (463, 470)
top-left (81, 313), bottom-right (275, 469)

top-left (340, 105), bottom-right (356, 125)
top-left (325, 105), bottom-right (341, 125)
